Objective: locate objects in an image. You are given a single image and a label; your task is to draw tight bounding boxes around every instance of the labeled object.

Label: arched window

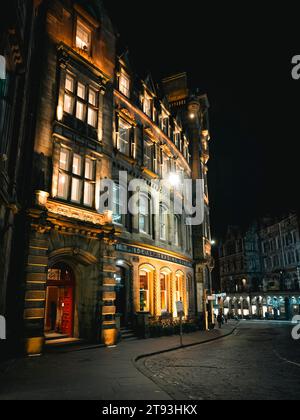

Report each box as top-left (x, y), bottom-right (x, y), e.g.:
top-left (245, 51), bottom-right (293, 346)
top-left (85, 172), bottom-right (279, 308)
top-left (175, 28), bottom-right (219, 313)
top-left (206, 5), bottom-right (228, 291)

top-left (175, 273), bottom-right (183, 304)
top-left (139, 269), bottom-right (150, 312)
top-left (160, 268), bottom-right (172, 314)
top-left (159, 204), bottom-right (168, 241)
top-left (139, 195), bottom-right (151, 235)
top-left (160, 273), bottom-right (168, 313)
top-left (139, 264), bottom-right (155, 313)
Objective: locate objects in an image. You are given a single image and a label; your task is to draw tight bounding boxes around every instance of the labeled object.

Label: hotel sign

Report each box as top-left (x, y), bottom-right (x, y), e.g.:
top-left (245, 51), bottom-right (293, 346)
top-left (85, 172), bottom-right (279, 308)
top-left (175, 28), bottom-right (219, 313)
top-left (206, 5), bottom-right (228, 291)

top-left (116, 243), bottom-right (193, 268)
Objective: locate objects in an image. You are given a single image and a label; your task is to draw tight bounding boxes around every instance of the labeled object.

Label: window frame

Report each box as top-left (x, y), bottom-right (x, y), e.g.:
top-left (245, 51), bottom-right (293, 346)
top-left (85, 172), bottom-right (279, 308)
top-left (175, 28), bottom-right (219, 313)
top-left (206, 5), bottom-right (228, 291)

top-left (56, 147), bottom-right (96, 208)
top-left (63, 73), bottom-right (99, 128)
top-left (75, 18), bottom-right (92, 55)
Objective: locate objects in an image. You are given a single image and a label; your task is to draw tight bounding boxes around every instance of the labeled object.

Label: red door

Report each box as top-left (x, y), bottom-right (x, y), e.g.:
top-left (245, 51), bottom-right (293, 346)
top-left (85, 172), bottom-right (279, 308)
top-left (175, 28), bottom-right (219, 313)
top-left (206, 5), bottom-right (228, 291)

top-left (61, 286), bottom-right (74, 336)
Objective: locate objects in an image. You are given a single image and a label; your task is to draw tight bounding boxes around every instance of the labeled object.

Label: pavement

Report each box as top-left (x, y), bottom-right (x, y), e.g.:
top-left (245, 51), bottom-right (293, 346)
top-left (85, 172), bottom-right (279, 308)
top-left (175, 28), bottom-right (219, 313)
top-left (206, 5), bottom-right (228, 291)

top-left (141, 320), bottom-right (300, 400)
top-left (0, 322), bottom-right (237, 400)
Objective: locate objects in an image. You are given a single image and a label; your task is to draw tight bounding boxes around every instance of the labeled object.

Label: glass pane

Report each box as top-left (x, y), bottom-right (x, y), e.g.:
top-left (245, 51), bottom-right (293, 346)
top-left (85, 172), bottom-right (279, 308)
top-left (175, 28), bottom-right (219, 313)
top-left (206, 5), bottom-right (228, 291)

top-left (76, 101), bottom-right (85, 121)
top-left (120, 75), bottom-right (129, 97)
top-left (85, 158), bottom-right (94, 180)
top-left (87, 107), bottom-right (97, 127)
top-left (119, 121), bottom-right (129, 155)
top-left (59, 149), bottom-right (70, 170)
top-left (72, 154), bottom-right (82, 176)
top-left (77, 82), bottom-right (86, 99)
top-left (160, 276), bottom-right (166, 291)
top-left (89, 88), bottom-right (97, 106)
top-left (65, 75), bottom-right (74, 92)
top-left (57, 173), bottom-right (69, 199)
top-left (64, 93), bottom-right (73, 114)
top-left (161, 292), bottom-right (167, 311)
top-left (71, 178), bottom-right (82, 203)
top-left (84, 182), bottom-right (94, 207)
top-left (76, 21), bottom-right (91, 53)
top-left (140, 274), bottom-right (149, 290)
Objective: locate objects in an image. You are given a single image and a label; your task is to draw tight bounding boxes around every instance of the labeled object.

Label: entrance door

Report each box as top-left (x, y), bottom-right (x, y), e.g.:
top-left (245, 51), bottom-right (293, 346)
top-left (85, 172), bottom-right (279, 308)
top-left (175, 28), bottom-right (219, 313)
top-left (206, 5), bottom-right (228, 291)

top-left (45, 264), bottom-right (75, 337)
top-left (115, 266), bottom-right (127, 327)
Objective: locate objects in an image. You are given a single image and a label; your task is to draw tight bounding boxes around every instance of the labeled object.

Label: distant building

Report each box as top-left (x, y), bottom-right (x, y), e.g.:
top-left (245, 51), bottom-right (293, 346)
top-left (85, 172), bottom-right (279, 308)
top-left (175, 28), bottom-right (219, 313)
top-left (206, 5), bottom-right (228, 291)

top-left (218, 215), bottom-right (300, 320)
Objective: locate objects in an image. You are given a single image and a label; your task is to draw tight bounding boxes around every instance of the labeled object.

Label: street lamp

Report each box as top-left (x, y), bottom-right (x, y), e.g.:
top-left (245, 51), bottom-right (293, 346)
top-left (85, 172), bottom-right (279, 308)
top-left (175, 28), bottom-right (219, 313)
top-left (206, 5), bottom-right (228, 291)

top-left (168, 172), bottom-right (181, 187)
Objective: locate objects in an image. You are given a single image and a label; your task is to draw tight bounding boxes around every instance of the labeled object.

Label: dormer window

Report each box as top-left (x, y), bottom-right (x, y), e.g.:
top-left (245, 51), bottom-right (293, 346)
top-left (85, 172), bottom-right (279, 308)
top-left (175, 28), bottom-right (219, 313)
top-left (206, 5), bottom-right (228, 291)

top-left (76, 20), bottom-right (91, 55)
top-left (143, 95), bottom-right (152, 118)
top-left (119, 71), bottom-right (130, 97)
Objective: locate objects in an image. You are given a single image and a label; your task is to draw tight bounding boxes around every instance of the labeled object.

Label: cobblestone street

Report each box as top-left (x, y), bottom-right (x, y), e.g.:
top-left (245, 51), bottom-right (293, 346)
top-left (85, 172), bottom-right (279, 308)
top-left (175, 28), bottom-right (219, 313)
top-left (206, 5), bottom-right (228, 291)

top-left (142, 321), bottom-right (300, 400)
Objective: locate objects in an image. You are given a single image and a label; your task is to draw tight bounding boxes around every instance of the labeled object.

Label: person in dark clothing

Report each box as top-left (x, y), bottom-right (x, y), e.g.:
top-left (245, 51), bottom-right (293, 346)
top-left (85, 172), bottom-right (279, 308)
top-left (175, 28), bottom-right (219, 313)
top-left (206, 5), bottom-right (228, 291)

top-left (217, 314), bottom-right (222, 329)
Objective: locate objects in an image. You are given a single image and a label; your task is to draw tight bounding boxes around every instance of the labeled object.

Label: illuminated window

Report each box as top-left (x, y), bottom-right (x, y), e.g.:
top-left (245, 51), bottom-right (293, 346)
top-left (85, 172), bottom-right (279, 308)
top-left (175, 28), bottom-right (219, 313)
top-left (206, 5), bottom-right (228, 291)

top-left (175, 274), bottom-right (183, 304)
top-left (63, 75), bottom-right (98, 128)
top-left (160, 274), bottom-right (168, 313)
top-left (65, 74), bottom-right (74, 93)
top-left (112, 184), bottom-right (126, 225)
top-left (84, 158), bottom-right (95, 207)
top-left (64, 93), bottom-right (74, 114)
top-left (77, 82), bottom-right (86, 99)
top-left (144, 138), bottom-right (154, 172)
top-left (140, 271), bottom-right (150, 312)
top-left (118, 119), bottom-right (130, 156)
top-left (143, 96), bottom-right (152, 117)
top-left (139, 195), bottom-right (151, 235)
top-left (56, 148), bottom-right (95, 207)
top-left (76, 101), bottom-right (85, 121)
top-left (119, 72), bottom-right (130, 97)
top-left (76, 20), bottom-right (91, 54)
top-left (159, 205), bottom-right (168, 241)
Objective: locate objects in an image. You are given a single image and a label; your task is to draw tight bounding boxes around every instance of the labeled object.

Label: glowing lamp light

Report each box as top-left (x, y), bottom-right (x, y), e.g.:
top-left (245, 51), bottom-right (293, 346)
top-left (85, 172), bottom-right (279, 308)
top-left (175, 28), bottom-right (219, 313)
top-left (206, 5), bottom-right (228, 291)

top-left (57, 105), bottom-right (63, 121)
top-left (168, 172), bottom-right (180, 187)
top-left (189, 113), bottom-right (196, 120)
top-left (211, 240), bottom-right (216, 246)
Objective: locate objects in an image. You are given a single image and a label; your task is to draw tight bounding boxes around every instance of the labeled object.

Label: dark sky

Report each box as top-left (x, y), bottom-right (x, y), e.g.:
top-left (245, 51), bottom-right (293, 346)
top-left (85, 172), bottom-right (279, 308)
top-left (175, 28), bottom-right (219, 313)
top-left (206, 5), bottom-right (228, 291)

top-left (102, 0), bottom-right (299, 238)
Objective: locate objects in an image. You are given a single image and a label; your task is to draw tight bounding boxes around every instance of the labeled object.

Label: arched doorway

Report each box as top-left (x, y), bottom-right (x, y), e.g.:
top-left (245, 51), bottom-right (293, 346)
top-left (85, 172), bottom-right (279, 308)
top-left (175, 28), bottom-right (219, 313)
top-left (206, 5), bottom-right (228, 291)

top-left (115, 264), bottom-right (133, 327)
top-left (44, 263), bottom-right (75, 338)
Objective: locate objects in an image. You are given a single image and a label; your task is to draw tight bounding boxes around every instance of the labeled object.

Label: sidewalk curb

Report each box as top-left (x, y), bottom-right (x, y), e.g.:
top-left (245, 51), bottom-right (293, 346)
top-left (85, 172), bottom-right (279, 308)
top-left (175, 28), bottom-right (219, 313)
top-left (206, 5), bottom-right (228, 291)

top-left (134, 322), bottom-right (239, 363)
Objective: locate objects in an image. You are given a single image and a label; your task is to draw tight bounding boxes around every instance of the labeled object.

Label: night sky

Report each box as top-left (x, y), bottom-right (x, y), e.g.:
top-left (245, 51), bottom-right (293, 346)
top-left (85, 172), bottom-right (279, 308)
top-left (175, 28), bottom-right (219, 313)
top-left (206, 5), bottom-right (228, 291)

top-left (102, 0), bottom-right (299, 239)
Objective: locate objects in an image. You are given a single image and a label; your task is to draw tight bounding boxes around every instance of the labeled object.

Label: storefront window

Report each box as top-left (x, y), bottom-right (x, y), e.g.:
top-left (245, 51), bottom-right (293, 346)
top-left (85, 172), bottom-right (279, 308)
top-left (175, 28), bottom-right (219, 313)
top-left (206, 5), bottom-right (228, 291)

top-left (160, 274), bottom-right (168, 313)
top-left (139, 271), bottom-right (149, 312)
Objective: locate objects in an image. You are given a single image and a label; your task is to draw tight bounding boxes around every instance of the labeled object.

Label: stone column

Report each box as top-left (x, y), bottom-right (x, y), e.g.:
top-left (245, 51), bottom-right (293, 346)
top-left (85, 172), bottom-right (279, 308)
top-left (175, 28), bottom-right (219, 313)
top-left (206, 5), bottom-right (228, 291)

top-left (24, 222), bottom-right (50, 356)
top-left (100, 235), bottom-right (118, 346)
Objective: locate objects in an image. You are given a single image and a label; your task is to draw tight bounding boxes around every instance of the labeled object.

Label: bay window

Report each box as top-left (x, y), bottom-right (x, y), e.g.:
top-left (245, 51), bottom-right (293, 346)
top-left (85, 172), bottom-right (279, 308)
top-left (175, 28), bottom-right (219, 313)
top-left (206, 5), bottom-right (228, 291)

top-left (56, 147), bottom-right (96, 208)
top-left (118, 119), bottom-right (130, 156)
top-left (63, 73), bottom-right (99, 128)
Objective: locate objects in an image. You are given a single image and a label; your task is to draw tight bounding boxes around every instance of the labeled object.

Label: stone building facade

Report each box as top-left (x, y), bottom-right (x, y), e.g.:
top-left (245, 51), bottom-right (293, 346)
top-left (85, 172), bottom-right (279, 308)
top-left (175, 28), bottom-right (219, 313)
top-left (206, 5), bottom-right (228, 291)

top-left (219, 215), bottom-right (300, 320)
top-left (0, 0), bottom-right (43, 357)
top-left (0, 0), bottom-right (213, 356)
